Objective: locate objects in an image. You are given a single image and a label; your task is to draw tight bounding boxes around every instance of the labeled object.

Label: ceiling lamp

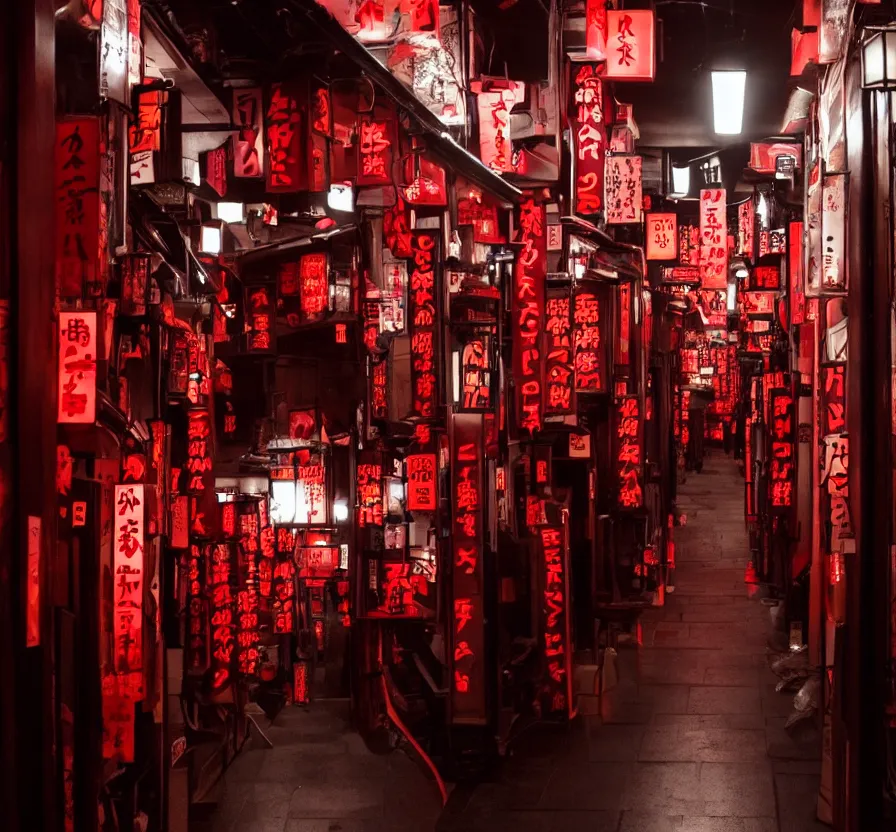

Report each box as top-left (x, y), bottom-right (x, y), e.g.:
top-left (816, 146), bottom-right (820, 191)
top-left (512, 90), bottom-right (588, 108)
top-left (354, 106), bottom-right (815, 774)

top-left (711, 70), bottom-right (747, 135)
top-left (670, 164), bottom-right (690, 198)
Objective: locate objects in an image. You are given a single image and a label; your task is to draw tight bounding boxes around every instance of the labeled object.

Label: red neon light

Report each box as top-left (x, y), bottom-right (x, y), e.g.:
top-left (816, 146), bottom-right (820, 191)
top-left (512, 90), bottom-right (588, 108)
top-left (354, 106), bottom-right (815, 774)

top-left (408, 231), bottom-right (440, 418)
top-left (246, 285), bottom-right (275, 352)
top-left (770, 392), bottom-right (795, 511)
top-left (407, 453), bottom-right (437, 511)
top-left (573, 288), bottom-right (603, 392)
top-left (513, 197), bottom-right (547, 433)
top-left (114, 484), bottom-right (145, 698)
top-left (357, 115), bottom-right (394, 186)
top-left (357, 456), bottom-right (383, 527)
top-left (233, 88), bottom-right (264, 178)
top-left (699, 189), bottom-right (728, 290)
top-left (571, 65), bottom-right (606, 217)
top-left (186, 543), bottom-right (209, 673)
top-left (752, 265), bottom-right (780, 291)
top-left (823, 363), bottom-right (846, 436)
top-left (58, 312), bottom-right (98, 424)
top-left (272, 557), bottom-right (296, 634)
top-left (265, 82), bottom-right (303, 192)
top-left (370, 356), bottom-right (388, 418)
top-left (384, 196), bottom-right (413, 257)
top-left (545, 292), bottom-right (574, 415)
top-left (540, 525), bottom-right (572, 715)
top-left (616, 396), bottom-right (643, 509)
top-left (585, 0), bottom-right (607, 60)
top-left (300, 253), bottom-right (329, 319)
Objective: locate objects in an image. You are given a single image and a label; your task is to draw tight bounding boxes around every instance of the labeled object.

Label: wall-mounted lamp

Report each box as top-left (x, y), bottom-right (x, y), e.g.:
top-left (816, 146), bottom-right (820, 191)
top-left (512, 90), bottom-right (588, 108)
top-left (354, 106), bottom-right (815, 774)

top-left (215, 202), bottom-right (246, 224)
top-left (199, 223), bottom-right (222, 255)
top-left (670, 165), bottom-right (690, 198)
top-left (711, 70), bottom-right (747, 135)
top-left (862, 28), bottom-right (896, 90)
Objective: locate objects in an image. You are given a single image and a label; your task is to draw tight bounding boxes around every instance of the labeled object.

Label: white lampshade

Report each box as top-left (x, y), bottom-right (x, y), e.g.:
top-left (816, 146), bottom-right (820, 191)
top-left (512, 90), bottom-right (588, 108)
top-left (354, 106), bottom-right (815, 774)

top-left (711, 71), bottom-right (747, 135)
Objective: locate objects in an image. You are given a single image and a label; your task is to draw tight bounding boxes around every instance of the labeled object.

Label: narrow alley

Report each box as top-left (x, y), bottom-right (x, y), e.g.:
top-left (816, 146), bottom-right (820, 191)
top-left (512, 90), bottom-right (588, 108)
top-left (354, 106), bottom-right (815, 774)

top-left (438, 452), bottom-right (824, 832)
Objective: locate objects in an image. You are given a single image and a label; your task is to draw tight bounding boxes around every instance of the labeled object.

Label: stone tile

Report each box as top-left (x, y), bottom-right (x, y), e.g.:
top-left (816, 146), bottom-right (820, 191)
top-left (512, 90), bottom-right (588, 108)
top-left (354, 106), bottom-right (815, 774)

top-left (618, 811), bottom-right (682, 832)
top-left (639, 729), bottom-right (767, 764)
top-left (687, 686), bottom-right (762, 715)
top-left (586, 723), bottom-right (645, 762)
top-left (650, 714), bottom-right (767, 731)
top-left (287, 783), bottom-right (385, 819)
top-left (775, 772), bottom-right (829, 832)
top-left (621, 762), bottom-right (704, 814)
top-left (539, 762), bottom-right (632, 812)
top-left (702, 666), bottom-right (759, 687)
top-left (699, 763), bottom-right (776, 817)
top-left (677, 819), bottom-right (777, 832)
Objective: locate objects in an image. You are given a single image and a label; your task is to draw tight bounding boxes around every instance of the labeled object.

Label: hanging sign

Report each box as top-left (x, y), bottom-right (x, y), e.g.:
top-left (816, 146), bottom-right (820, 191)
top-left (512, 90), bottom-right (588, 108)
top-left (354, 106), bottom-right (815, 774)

top-left (235, 505), bottom-right (260, 676)
top-left (58, 311), bottom-right (97, 424)
top-left (744, 292), bottom-right (776, 317)
top-left (408, 231), bottom-right (441, 419)
top-left (357, 454), bottom-right (383, 527)
top-left (406, 453), bottom-right (437, 511)
top-left (646, 213), bottom-right (677, 260)
top-left (185, 408), bottom-right (215, 537)
top-left (539, 525), bottom-right (572, 717)
top-left (451, 414), bottom-right (486, 725)
top-left (616, 395), bottom-right (643, 510)
top-left (738, 200), bottom-right (754, 258)
top-left (790, 221), bottom-right (806, 325)
top-left (822, 363), bottom-right (846, 436)
top-left (770, 391), bottom-right (795, 513)
top-left (265, 82), bottom-right (304, 192)
top-left (370, 356), bottom-right (389, 420)
top-left (475, 83), bottom-right (523, 174)
top-left (56, 118), bottom-right (102, 298)
top-left (606, 9), bottom-right (656, 81)
top-left (544, 290), bottom-right (575, 416)
top-left (605, 156), bottom-right (642, 224)
top-left (573, 286), bottom-right (604, 393)
top-left (571, 64), bottom-right (607, 217)
top-left (820, 172), bottom-right (846, 293)
top-left (585, 0), bottom-right (608, 61)
top-left (460, 339), bottom-right (493, 412)
top-left (699, 188), bottom-right (728, 289)
top-left (357, 109), bottom-right (395, 186)
top-left (233, 87), bottom-right (264, 178)
top-left (752, 265), bottom-right (780, 291)
top-left (246, 284), bottom-right (275, 352)
top-left (806, 160), bottom-right (822, 296)
top-left (513, 197), bottom-right (547, 434)
top-left (296, 459), bottom-right (328, 524)
top-left (185, 543), bottom-right (209, 673)
top-left (208, 543), bottom-right (236, 691)
top-left (114, 484), bottom-right (145, 698)
top-left (679, 223), bottom-right (700, 265)
top-left (300, 253), bottom-right (329, 320)
top-left (661, 266), bottom-right (701, 285)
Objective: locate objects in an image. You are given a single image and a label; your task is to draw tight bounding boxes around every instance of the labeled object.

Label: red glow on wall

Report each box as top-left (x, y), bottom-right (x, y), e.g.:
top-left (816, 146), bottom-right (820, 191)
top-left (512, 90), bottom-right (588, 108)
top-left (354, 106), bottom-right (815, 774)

top-left (408, 231), bottom-right (440, 419)
top-left (452, 414), bottom-right (486, 724)
top-left (545, 292), bottom-right (574, 416)
top-left (574, 288), bottom-right (604, 392)
top-left (513, 197), bottom-right (547, 434)
top-left (407, 453), bottom-right (437, 511)
top-left (606, 9), bottom-right (656, 81)
top-left (770, 391), bottom-right (795, 511)
top-left (539, 525), bottom-right (572, 716)
top-left (616, 396), bottom-right (643, 509)
top-left (266, 83), bottom-right (304, 192)
top-left (699, 189), bottom-right (727, 290)
top-left (571, 65), bottom-right (606, 217)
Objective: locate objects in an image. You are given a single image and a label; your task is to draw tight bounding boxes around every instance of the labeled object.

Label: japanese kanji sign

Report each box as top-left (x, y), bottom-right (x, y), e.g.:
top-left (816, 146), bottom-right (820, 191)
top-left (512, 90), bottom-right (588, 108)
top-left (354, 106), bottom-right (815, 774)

top-left (475, 83), bottom-right (523, 174)
top-left (699, 188), bottom-right (728, 289)
top-left (545, 290), bottom-right (575, 416)
top-left (606, 9), bottom-right (656, 81)
top-left (738, 199), bottom-right (754, 258)
top-left (513, 197), bottom-right (547, 433)
top-left (646, 213), bottom-right (678, 261)
top-left (821, 172), bottom-right (846, 292)
top-left (58, 311), bottom-right (97, 424)
top-left (574, 287), bottom-right (604, 393)
top-left (770, 391), bottom-right (795, 512)
top-left (246, 284), bottom-right (275, 353)
top-left (451, 414), bottom-right (486, 725)
top-left (539, 524), bottom-right (572, 717)
top-left (408, 231), bottom-right (441, 418)
top-left (407, 453), bottom-right (438, 511)
top-left (114, 484), bottom-right (144, 698)
top-left (616, 395), bottom-right (643, 510)
top-left (357, 453), bottom-right (383, 528)
top-left (571, 64), bottom-right (607, 217)
top-left (208, 543), bottom-right (236, 690)
top-left (822, 363), bottom-right (846, 436)
top-left (357, 110), bottom-right (395, 186)
top-left (233, 87), bottom-right (264, 178)
top-left (605, 156), bottom-right (642, 224)
top-left (789, 221), bottom-right (806, 325)
top-left (265, 82), bottom-right (303, 192)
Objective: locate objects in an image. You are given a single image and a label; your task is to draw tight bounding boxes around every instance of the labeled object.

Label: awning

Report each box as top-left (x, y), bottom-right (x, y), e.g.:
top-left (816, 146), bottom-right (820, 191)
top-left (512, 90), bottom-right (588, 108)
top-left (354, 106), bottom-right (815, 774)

top-left (560, 216), bottom-right (645, 283)
top-left (285, 0), bottom-right (522, 206)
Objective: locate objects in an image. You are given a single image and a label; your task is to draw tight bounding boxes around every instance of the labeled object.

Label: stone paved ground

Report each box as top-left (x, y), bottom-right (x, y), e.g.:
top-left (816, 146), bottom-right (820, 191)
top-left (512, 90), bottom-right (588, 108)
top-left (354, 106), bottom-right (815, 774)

top-left (438, 451), bottom-right (827, 832)
top-left (211, 452), bottom-right (826, 832)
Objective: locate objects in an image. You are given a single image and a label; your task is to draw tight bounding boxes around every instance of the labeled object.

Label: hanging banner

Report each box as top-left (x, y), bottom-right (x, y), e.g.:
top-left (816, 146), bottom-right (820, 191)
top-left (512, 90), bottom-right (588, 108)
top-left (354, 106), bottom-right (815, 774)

top-left (56, 118), bottom-right (102, 298)
top-left (790, 221), bottom-right (806, 325)
top-left (571, 65), bottom-right (607, 218)
top-left (606, 9), bottom-right (656, 81)
top-left (233, 87), bottom-right (264, 178)
top-left (605, 156), bottom-right (642, 224)
top-left (208, 543), bottom-right (236, 691)
top-left (820, 171), bottom-right (846, 293)
top-left (408, 231), bottom-right (441, 419)
top-left (770, 391), bottom-right (795, 513)
top-left (646, 213), bottom-right (677, 261)
top-left (265, 82), bottom-right (304, 192)
top-left (407, 453), bottom-right (438, 511)
top-left (114, 484), bottom-right (145, 698)
top-left (451, 413), bottom-right (486, 725)
top-left (699, 188), bottom-right (728, 289)
top-left (539, 525), bottom-right (573, 717)
top-left (544, 289), bottom-right (575, 416)
top-left (585, 0), bottom-right (607, 61)
top-left (513, 197), bottom-right (547, 434)
top-left (573, 286), bottom-right (604, 393)
top-left (185, 408), bottom-right (215, 537)
top-left (616, 395), bottom-right (643, 509)
top-left (474, 82), bottom-right (523, 174)
top-left (58, 311), bottom-right (98, 425)
top-left (357, 108), bottom-right (395, 186)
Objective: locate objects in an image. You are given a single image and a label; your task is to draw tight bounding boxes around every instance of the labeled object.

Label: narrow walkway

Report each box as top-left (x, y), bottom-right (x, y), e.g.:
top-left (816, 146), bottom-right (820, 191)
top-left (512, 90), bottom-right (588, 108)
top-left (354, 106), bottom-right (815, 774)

top-left (439, 452), bottom-right (825, 832)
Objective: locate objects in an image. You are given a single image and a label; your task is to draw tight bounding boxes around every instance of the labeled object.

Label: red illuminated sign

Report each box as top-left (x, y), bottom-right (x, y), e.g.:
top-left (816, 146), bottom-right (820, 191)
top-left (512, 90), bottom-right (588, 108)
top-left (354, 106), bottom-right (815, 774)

top-left (770, 391), bottom-right (795, 512)
top-left (408, 231), bottom-right (440, 419)
top-left (513, 197), bottom-right (547, 434)
top-left (114, 484), bottom-right (144, 699)
top-left (58, 311), bottom-right (97, 424)
top-left (822, 363), bottom-right (846, 436)
top-left (384, 196), bottom-right (413, 258)
top-left (403, 0), bottom-right (439, 32)
top-left (265, 83), bottom-right (303, 192)
top-left (605, 155), bottom-right (643, 224)
top-left (296, 458), bottom-right (328, 524)
top-left (452, 414), bottom-right (486, 724)
top-left (585, 0), bottom-right (607, 60)
top-left (752, 265), bottom-right (780, 290)
top-left (272, 556), bottom-right (296, 634)
top-left (539, 525), bottom-right (573, 716)
top-left (312, 85), bottom-right (331, 136)
top-left (574, 288), bottom-right (604, 393)
top-left (545, 291), bottom-right (575, 415)
top-left (790, 221), bottom-right (806, 325)
top-left (296, 546), bottom-right (340, 579)
top-left (699, 189), bottom-right (727, 289)
top-left (246, 284), bottom-right (275, 352)
top-left (357, 454), bottom-right (383, 527)
top-left (185, 543), bottom-right (209, 674)
top-left (56, 118), bottom-right (102, 297)
top-left (738, 200), bottom-right (754, 258)
top-left (606, 9), bottom-right (656, 81)
top-left (679, 223), bottom-right (700, 266)
top-left (300, 253), bottom-right (329, 319)
top-left (370, 356), bottom-right (389, 420)
top-left (571, 65), bottom-right (606, 217)
top-left (357, 112), bottom-right (394, 186)
top-left (475, 83), bottom-right (522, 174)
top-left (185, 408), bottom-right (215, 537)
top-left (616, 395), bottom-right (643, 509)
top-left (646, 213), bottom-right (677, 260)
top-left (208, 543), bottom-right (235, 690)
top-left (407, 453), bottom-right (437, 511)
top-left (236, 504), bottom-right (260, 676)
top-left (461, 339), bottom-right (492, 411)
top-left (233, 87), bottom-right (264, 178)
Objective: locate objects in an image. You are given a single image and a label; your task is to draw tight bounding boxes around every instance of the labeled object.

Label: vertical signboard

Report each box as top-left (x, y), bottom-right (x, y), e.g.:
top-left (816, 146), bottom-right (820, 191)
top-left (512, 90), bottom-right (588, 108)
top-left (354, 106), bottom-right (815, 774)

top-left (616, 395), bottom-right (643, 509)
top-left (233, 87), bottom-right (264, 178)
top-left (822, 363), bottom-right (846, 436)
top-left (573, 286), bottom-right (604, 392)
top-left (451, 414), bottom-right (486, 725)
top-left (26, 517), bottom-right (41, 647)
top-left (544, 290), bottom-right (575, 415)
top-left (805, 159), bottom-right (822, 296)
top-left (513, 197), bottom-right (546, 433)
top-left (58, 311), bottom-right (98, 424)
top-left (408, 231), bottom-right (440, 419)
top-left (476, 84), bottom-right (522, 174)
top-left (770, 391), bottom-right (795, 513)
top-left (585, 0), bottom-right (608, 60)
top-left (646, 213), bottom-right (677, 260)
top-left (605, 9), bottom-right (656, 81)
top-left (820, 172), bottom-right (846, 292)
top-left (114, 484), bottom-right (145, 698)
top-left (539, 525), bottom-right (572, 717)
top-left (699, 189), bottom-right (728, 289)
top-left (406, 453), bottom-right (437, 511)
top-left (571, 65), bottom-right (607, 218)
top-left (208, 543), bottom-right (235, 691)
top-left (605, 156), bottom-right (642, 224)
top-left (789, 221), bottom-right (806, 325)
top-left (265, 82), bottom-right (304, 192)
top-left (357, 109), bottom-right (395, 186)
top-left (738, 199), bottom-right (754, 258)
